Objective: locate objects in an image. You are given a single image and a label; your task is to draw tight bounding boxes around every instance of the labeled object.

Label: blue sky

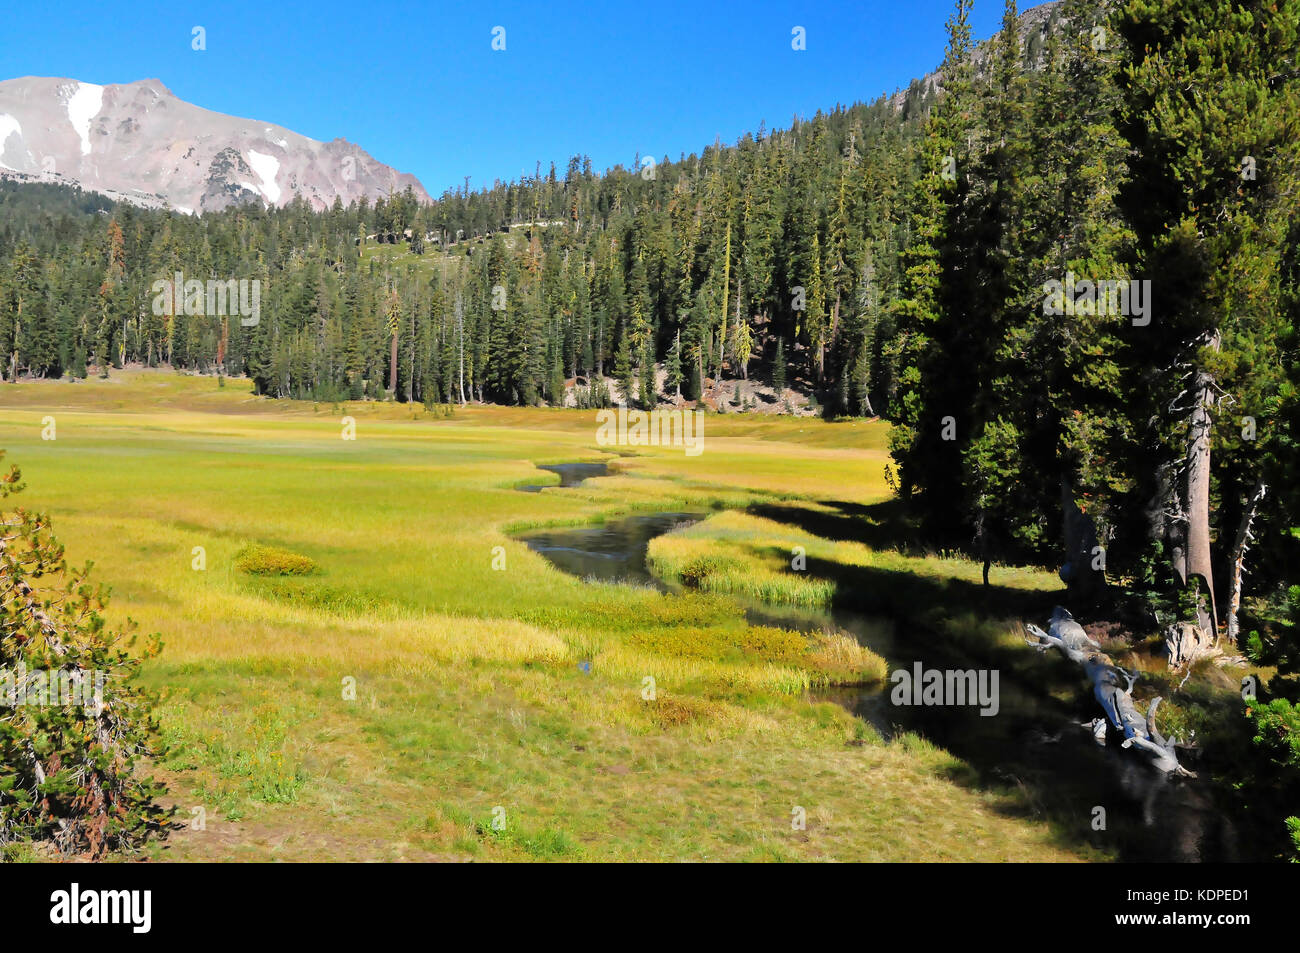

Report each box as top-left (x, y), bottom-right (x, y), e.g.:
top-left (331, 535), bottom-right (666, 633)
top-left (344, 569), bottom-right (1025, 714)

top-left (1, 0), bottom-right (1016, 198)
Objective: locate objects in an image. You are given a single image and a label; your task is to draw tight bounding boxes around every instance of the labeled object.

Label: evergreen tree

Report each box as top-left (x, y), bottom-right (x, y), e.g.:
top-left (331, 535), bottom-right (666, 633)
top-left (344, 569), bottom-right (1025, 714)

top-left (614, 328), bottom-right (634, 406)
top-left (0, 451), bottom-right (170, 856)
top-left (1115, 0), bottom-right (1300, 634)
top-left (665, 328), bottom-right (684, 399)
top-left (772, 338), bottom-right (787, 397)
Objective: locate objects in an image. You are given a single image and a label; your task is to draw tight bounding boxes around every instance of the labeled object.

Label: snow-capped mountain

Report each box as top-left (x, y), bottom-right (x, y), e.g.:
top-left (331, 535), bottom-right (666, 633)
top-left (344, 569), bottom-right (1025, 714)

top-left (0, 76), bottom-right (431, 213)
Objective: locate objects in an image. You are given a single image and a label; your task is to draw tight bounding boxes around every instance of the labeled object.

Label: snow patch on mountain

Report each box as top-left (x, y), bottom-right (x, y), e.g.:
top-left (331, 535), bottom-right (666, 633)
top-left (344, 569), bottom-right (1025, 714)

top-left (0, 113), bottom-right (21, 144)
top-left (247, 149), bottom-right (281, 203)
top-left (66, 82), bottom-right (103, 156)
top-left (0, 113), bottom-right (20, 169)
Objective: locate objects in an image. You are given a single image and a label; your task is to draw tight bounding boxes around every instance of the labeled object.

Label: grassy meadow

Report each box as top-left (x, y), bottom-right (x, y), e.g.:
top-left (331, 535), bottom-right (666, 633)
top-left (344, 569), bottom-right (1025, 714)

top-left (0, 368), bottom-right (1091, 861)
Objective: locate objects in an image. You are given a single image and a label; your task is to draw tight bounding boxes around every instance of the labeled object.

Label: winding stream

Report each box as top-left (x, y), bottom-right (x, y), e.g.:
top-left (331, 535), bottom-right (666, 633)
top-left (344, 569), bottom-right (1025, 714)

top-left (515, 465), bottom-right (1256, 861)
top-left (521, 512), bottom-right (704, 592)
top-left (517, 462), bottom-right (612, 492)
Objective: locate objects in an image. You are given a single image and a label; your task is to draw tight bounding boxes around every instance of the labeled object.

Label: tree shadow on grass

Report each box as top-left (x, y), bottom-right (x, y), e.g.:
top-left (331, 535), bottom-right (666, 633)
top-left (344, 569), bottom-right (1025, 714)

top-left (749, 498), bottom-right (924, 554)
top-left (798, 549), bottom-right (1241, 860)
top-left (736, 505), bottom-right (1247, 861)
top-left (796, 550), bottom-right (1061, 687)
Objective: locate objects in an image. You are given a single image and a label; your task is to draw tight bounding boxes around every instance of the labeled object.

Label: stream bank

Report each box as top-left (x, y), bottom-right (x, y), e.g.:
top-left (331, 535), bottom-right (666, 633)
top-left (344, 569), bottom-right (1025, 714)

top-left (513, 471), bottom-right (1252, 861)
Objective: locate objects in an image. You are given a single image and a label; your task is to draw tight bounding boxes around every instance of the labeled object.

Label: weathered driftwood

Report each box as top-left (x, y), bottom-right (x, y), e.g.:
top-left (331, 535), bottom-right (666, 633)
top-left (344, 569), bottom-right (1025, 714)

top-left (1025, 607), bottom-right (1193, 776)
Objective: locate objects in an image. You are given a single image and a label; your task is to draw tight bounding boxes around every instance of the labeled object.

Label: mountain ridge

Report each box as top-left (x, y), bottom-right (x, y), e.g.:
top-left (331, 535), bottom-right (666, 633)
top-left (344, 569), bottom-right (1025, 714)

top-left (0, 76), bottom-right (431, 214)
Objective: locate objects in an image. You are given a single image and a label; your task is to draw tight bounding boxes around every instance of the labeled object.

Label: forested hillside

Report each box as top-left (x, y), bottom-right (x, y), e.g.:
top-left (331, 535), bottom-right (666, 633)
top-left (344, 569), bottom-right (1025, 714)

top-left (0, 89), bottom-right (929, 416)
top-left (4, 0), bottom-right (1063, 415)
top-left (0, 4), bottom-right (1082, 423)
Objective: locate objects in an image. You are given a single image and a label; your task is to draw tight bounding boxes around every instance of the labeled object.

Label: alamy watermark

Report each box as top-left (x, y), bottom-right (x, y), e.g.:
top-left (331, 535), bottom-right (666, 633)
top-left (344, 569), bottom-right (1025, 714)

top-left (49, 883), bottom-right (151, 933)
top-left (595, 406), bottom-right (704, 456)
top-left (152, 271), bottom-right (261, 326)
top-left (1, 663), bottom-right (105, 713)
top-left (1042, 271), bottom-right (1151, 326)
top-left (890, 663), bottom-right (1000, 716)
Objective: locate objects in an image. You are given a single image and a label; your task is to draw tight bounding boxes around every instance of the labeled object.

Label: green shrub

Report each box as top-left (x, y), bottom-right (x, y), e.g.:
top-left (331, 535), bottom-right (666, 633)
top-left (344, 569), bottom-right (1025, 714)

top-left (1, 451), bottom-right (171, 858)
top-left (678, 554), bottom-right (739, 588)
top-left (234, 544), bottom-right (318, 576)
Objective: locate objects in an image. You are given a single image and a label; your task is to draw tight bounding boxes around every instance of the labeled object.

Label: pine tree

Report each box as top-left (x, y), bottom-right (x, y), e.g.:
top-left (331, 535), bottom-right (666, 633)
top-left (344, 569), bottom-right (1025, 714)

top-left (614, 328), bottom-right (634, 407)
top-left (773, 338), bottom-right (787, 397)
top-left (0, 451), bottom-right (170, 856)
top-left (888, 0), bottom-right (974, 541)
top-left (665, 329), bottom-right (684, 399)
top-left (638, 336), bottom-right (656, 408)
top-left (733, 315), bottom-right (753, 380)
top-left (806, 230), bottom-right (826, 383)
top-left (1115, 0), bottom-right (1300, 636)
top-left (549, 356), bottom-right (565, 408)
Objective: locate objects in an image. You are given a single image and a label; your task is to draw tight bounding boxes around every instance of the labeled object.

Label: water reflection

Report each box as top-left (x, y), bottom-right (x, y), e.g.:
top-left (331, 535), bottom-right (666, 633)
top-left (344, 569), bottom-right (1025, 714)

top-left (517, 462), bottom-right (611, 492)
top-left (520, 511), bottom-right (703, 590)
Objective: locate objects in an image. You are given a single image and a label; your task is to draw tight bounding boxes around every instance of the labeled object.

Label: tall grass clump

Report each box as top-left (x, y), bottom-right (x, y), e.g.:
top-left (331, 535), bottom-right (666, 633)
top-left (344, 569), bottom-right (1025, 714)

top-left (234, 544), bottom-right (318, 576)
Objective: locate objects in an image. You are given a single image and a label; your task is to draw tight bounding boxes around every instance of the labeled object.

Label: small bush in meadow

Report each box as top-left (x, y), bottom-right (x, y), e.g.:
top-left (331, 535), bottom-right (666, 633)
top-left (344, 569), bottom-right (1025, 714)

top-left (677, 554), bottom-right (741, 589)
top-left (234, 544), bottom-right (318, 576)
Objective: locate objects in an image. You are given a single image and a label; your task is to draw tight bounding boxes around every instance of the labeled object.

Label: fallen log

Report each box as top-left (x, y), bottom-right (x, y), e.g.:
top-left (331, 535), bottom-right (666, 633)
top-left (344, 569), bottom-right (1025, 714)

top-left (1025, 606), bottom-right (1193, 776)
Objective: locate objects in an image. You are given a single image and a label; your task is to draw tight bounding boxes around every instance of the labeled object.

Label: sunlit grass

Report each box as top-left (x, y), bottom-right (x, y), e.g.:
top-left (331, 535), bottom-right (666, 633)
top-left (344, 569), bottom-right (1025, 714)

top-left (649, 509), bottom-right (1060, 611)
top-left (0, 368), bottom-right (1087, 862)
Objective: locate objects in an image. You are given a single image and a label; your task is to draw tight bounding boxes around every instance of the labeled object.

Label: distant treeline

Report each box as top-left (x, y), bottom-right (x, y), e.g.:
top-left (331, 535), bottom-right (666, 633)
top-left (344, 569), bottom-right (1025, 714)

top-left (0, 64), bottom-right (943, 414)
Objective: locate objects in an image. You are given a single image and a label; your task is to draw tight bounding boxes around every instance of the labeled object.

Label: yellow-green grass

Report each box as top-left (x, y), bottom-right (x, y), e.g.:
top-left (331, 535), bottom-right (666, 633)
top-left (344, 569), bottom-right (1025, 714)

top-left (649, 509), bottom-right (1061, 611)
top-left (646, 508), bottom-right (1101, 711)
top-left (0, 368), bottom-right (1090, 861)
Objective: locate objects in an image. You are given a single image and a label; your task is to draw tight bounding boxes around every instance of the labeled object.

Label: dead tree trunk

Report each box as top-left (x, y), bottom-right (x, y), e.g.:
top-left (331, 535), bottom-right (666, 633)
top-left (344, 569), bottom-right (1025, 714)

top-left (1060, 480), bottom-right (1103, 602)
top-left (1226, 479), bottom-right (1267, 646)
top-left (1164, 620), bottom-right (1218, 668)
top-left (975, 509), bottom-right (991, 589)
top-left (1026, 607), bottom-right (1193, 776)
top-left (389, 331), bottom-right (399, 394)
top-left (1173, 336), bottom-right (1220, 639)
